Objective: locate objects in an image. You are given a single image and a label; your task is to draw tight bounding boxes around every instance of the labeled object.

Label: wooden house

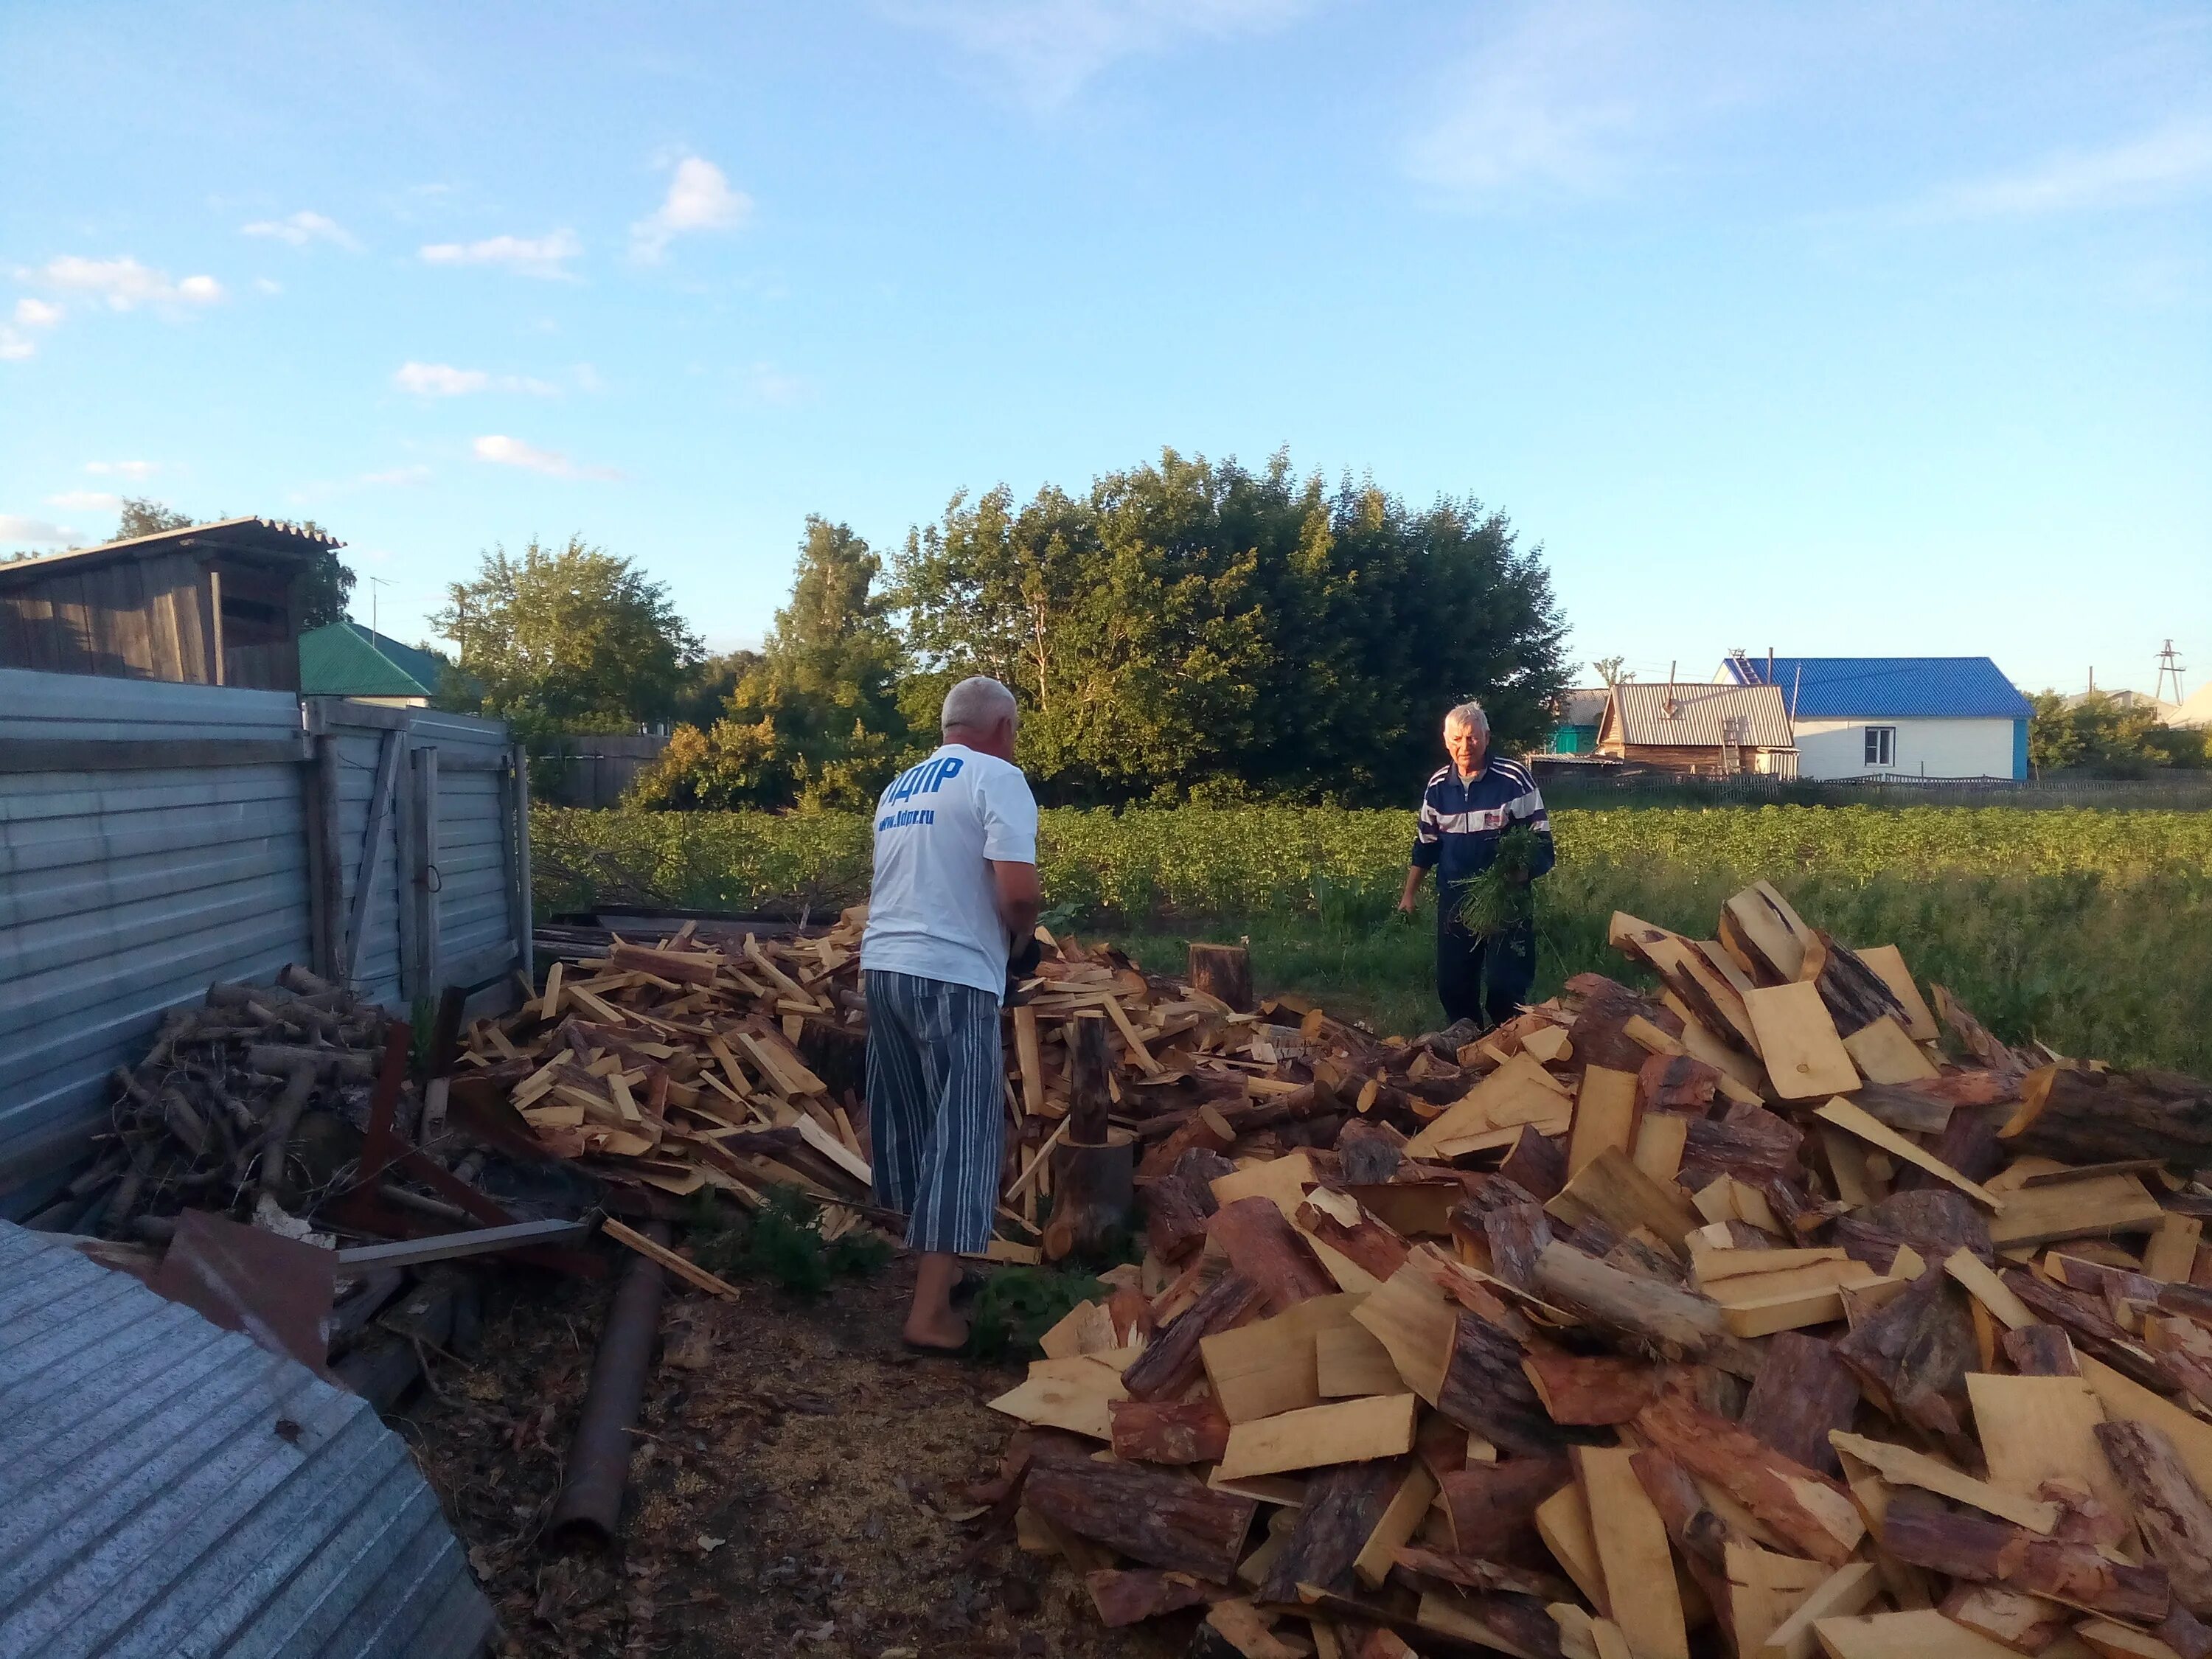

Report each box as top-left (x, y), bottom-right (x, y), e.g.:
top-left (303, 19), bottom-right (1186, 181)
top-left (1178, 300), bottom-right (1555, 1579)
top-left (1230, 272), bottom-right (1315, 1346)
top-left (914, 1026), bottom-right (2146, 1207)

top-left (1595, 680), bottom-right (1798, 776)
top-left (0, 517), bottom-right (339, 691)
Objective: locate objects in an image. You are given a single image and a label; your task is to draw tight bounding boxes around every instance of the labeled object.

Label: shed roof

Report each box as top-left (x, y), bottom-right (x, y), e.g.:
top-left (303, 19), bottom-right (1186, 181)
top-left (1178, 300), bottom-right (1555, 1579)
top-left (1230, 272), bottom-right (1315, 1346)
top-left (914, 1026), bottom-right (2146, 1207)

top-left (299, 621), bottom-right (448, 699)
top-left (0, 517), bottom-right (342, 588)
top-left (1718, 655), bottom-right (2031, 720)
top-left (0, 1220), bottom-right (493, 1656)
top-left (1604, 681), bottom-right (1795, 748)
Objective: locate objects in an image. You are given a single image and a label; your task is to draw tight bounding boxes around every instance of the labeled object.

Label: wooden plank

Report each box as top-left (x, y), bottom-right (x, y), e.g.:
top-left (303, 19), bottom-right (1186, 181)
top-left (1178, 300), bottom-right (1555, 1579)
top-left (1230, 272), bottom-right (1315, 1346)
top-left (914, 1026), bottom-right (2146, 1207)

top-left (2079, 1353), bottom-right (2212, 1501)
top-left (1826, 1432), bottom-right (2058, 1532)
top-left (2093, 1419), bottom-right (2212, 1616)
top-left (1315, 1322), bottom-right (1399, 1398)
top-left (1856, 945), bottom-right (1939, 1042)
top-left (1014, 1005), bottom-right (1046, 1118)
top-left (335, 1217), bottom-right (591, 1267)
top-left (1214, 1394), bottom-right (1419, 1481)
top-left (1840, 1015), bottom-right (1938, 1085)
top-left (1985, 1174), bottom-right (2167, 1251)
top-left (1809, 1607), bottom-right (2017, 1659)
top-left (1534, 1478), bottom-right (1609, 1613)
top-left (600, 1217), bottom-right (741, 1300)
top-left (0, 736), bottom-right (310, 772)
top-left (1574, 1444), bottom-right (1688, 1659)
top-left (1723, 1543), bottom-right (1836, 1659)
top-left (1632, 1111), bottom-right (1691, 1186)
top-left (1545, 1146), bottom-right (1699, 1251)
top-left (340, 729), bottom-right (403, 983)
top-left (1743, 982), bottom-right (1860, 1100)
top-left (1753, 1562), bottom-right (1882, 1659)
top-left (1200, 1293), bottom-right (1363, 1422)
top-left (1966, 1371), bottom-right (2131, 1523)
top-left (1570, 1067), bottom-right (1640, 1177)
top-left (1943, 1247), bottom-right (2036, 1329)
top-left (988, 1355), bottom-right (1130, 1439)
top-left (1350, 1264), bottom-right (1458, 1404)
top-left (1352, 1462), bottom-right (1439, 1590)
top-left (1813, 1098), bottom-right (2003, 1210)
top-left (2145, 1214), bottom-right (2204, 1284)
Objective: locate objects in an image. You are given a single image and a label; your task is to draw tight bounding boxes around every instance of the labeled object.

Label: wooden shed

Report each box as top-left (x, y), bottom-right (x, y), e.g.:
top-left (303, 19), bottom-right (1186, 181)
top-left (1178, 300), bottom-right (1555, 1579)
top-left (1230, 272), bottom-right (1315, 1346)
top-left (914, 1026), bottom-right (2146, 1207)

top-left (0, 517), bottom-right (338, 692)
top-left (1596, 681), bottom-right (1799, 776)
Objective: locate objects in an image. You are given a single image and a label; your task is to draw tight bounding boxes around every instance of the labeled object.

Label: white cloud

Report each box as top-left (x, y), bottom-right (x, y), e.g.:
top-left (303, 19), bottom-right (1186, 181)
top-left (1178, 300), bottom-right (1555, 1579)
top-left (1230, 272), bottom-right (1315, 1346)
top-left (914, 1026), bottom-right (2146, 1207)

top-left (0, 330), bottom-right (32, 361)
top-left (46, 490), bottom-right (121, 513)
top-left (472, 434), bottom-right (622, 480)
top-left (241, 210), bottom-right (361, 250)
top-left (1920, 121), bottom-right (2212, 220)
top-left (0, 515), bottom-right (81, 545)
top-left (886, 0), bottom-right (1312, 110)
top-left (393, 361), bottom-right (558, 397)
top-left (25, 255), bottom-right (224, 310)
top-left (418, 231), bottom-right (581, 278)
top-left (630, 156), bottom-right (753, 261)
top-left (15, 298), bottom-right (63, 329)
top-left (85, 459), bottom-right (158, 478)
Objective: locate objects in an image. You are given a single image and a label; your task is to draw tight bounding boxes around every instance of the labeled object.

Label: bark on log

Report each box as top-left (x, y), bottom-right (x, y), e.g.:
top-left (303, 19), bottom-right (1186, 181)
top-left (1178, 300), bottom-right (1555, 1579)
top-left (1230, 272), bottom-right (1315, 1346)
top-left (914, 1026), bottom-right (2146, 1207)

top-left (1146, 1156), bottom-right (1224, 1263)
top-left (1637, 1052), bottom-right (1718, 1113)
top-left (1186, 942), bottom-right (1256, 1014)
top-left (1436, 1311), bottom-right (1571, 1454)
top-left (1833, 1189), bottom-right (1993, 1271)
top-left (1208, 1195), bottom-right (1335, 1314)
top-left (2002, 1065), bottom-right (2212, 1171)
top-left (1834, 1264), bottom-right (1977, 1443)
top-left (255, 1064), bottom-right (318, 1206)
top-left (1085, 1569), bottom-right (1222, 1627)
top-left (1336, 1120), bottom-right (1408, 1186)
top-left (1393, 1548), bottom-right (1576, 1601)
top-left (1121, 1271), bottom-right (1265, 1402)
top-left (244, 1044), bottom-right (379, 1082)
top-left (1802, 930), bottom-right (1910, 1035)
top-left (1297, 1194), bottom-right (1411, 1284)
top-left (2002, 1325), bottom-right (2079, 1376)
top-left (1068, 1011), bottom-right (1114, 1145)
top-left (1437, 1456), bottom-right (1572, 1556)
top-left (1044, 1130), bottom-right (1137, 1262)
top-left (1878, 1490), bottom-right (2171, 1622)
top-left (1136, 1105), bottom-right (1238, 1184)
top-left (1497, 1125), bottom-right (1568, 1201)
top-left (1564, 975), bottom-right (1680, 1077)
top-left (1682, 1102), bottom-right (1805, 1188)
top-left (1520, 1346), bottom-right (1667, 1426)
top-left (1528, 1240), bottom-right (1763, 1379)
top-left (1478, 1201), bottom-right (1552, 1292)
top-left (1632, 1391), bottom-right (1865, 1564)
top-left (2093, 1420), bottom-right (2212, 1615)
top-left (1257, 1458), bottom-right (1405, 1605)
top-left (1109, 1398), bottom-right (1231, 1467)
top-left (2001, 1267), bottom-right (2179, 1394)
top-left (1935, 984), bottom-right (2028, 1080)
top-left (1024, 1453), bottom-right (1256, 1582)
top-left (1894, 1102), bottom-right (2004, 1193)
top-left (1739, 1332), bottom-right (1861, 1476)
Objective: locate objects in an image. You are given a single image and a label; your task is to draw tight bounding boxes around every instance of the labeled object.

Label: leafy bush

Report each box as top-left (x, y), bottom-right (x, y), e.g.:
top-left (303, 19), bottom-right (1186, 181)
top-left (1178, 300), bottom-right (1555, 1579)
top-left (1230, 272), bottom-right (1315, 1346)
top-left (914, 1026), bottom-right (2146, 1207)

top-left (687, 1186), bottom-right (890, 1297)
top-left (966, 1266), bottom-right (1107, 1362)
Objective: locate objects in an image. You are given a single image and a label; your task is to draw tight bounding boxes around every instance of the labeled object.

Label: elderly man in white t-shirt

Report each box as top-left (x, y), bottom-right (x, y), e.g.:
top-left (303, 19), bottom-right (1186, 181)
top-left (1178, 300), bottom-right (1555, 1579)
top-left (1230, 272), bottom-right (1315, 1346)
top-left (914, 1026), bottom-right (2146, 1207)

top-left (860, 675), bottom-right (1041, 1350)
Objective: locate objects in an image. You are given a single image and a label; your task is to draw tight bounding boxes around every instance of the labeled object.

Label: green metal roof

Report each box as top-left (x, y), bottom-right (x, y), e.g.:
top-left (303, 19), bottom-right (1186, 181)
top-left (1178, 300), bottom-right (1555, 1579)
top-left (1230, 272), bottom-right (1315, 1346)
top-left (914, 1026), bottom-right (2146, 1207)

top-left (297, 621), bottom-right (449, 698)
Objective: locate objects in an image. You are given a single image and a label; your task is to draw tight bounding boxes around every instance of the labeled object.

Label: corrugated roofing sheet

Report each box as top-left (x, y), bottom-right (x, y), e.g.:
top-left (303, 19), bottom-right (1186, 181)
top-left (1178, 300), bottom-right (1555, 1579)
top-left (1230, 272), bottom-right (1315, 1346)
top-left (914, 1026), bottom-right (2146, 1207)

top-left (298, 624), bottom-right (438, 700)
top-left (0, 518), bottom-right (343, 586)
top-left (1606, 681), bottom-right (1796, 748)
top-left (1719, 655), bottom-right (2032, 720)
top-left (0, 1220), bottom-right (495, 1658)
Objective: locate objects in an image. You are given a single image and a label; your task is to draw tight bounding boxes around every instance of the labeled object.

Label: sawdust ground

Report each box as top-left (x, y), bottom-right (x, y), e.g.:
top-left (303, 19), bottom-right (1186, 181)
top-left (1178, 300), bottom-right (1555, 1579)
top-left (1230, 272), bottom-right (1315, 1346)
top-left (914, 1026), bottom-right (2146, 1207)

top-left (400, 1254), bottom-right (1192, 1659)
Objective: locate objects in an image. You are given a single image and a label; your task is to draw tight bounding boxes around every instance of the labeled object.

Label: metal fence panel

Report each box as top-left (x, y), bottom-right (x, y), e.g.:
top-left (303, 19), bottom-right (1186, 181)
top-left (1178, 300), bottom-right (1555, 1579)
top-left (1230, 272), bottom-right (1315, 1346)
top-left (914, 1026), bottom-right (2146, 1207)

top-left (0, 1220), bottom-right (494, 1658)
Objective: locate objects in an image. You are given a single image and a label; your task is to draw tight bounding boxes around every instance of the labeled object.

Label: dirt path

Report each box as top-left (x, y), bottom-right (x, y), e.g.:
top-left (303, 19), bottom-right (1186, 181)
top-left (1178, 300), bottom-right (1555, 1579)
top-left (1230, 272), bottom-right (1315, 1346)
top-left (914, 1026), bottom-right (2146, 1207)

top-left (402, 1257), bottom-right (1189, 1659)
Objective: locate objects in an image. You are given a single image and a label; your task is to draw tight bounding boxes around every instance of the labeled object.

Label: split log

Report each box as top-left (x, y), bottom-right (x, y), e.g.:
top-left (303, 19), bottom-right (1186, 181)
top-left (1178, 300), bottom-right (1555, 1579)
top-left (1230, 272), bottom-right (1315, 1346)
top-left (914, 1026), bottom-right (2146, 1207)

top-left (1435, 1311), bottom-right (1570, 1455)
top-left (1044, 1131), bottom-right (1136, 1262)
top-left (2000, 1268), bottom-right (2177, 1394)
top-left (1024, 1451), bottom-right (1257, 1582)
top-left (1682, 1102), bottom-right (1804, 1188)
top-left (254, 1064), bottom-right (318, 1206)
top-left (1637, 1052), bottom-right (1717, 1113)
top-left (1565, 975), bottom-right (1681, 1077)
top-left (2002, 1065), bottom-right (2212, 1170)
top-left (1335, 1121), bottom-right (1408, 1186)
top-left (1209, 1196), bottom-right (1336, 1313)
top-left (1121, 1271), bottom-right (1265, 1402)
top-left (1632, 1391), bottom-right (1866, 1564)
top-left (1136, 1105), bottom-right (1237, 1185)
top-left (1108, 1398), bottom-right (1231, 1467)
top-left (2093, 1421), bottom-right (2212, 1615)
top-left (1893, 1102), bottom-right (2004, 1194)
top-left (1497, 1125), bottom-right (1567, 1202)
top-left (1877, 1490), bottom-right (2171, 1622)
top-left (1146, 1150), bottom-right (1230, 1262)
top-left (1478, 1201), bottom-right (1551, 1292)
top-left (1392, 1548), bottom-right (1575, 1601)
top-left (1520, 1347), bottom-right (1667, 1426)
top-left (1187, 942), bottom-right (1256, 1014)
top-left (1801, 929), bottom-right (1910, 1035)
top-left (1528, 1240), bottom-right (1762, 1379)
top-left (1297, 1191), bottom-right (1411, 1284)
top-left (1833, 1189), bottom-right (1992, 1272)
top-left (1739, 1332), bottom-right (1860, 1475)
top-left (1257, 1458), bottom-right (1405, 1604)
top-left (1935, 984), bottom-right (2028, 1080)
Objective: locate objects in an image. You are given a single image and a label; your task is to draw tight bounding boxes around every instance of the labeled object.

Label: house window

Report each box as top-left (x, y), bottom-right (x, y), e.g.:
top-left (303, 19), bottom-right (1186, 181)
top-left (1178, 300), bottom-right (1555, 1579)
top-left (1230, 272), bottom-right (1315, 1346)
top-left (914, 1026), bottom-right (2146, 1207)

top-left (1864, 726), bottom-right (1896, 768)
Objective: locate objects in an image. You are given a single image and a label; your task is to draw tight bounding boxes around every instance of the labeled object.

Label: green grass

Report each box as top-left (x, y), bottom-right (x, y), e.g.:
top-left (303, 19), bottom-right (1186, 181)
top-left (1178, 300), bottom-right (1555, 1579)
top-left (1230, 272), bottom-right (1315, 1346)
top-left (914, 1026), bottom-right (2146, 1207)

top-left (534, 804), bottom-right (2212, 1075)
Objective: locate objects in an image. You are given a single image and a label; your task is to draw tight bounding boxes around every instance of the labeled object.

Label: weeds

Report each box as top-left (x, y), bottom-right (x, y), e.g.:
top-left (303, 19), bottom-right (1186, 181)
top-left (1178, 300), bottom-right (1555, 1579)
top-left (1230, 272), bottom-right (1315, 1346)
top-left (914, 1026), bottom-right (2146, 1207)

top-left (686, 1186), bottom-right (891, 1298)
top-left (966, 1265), bottom-right (1107, 1362)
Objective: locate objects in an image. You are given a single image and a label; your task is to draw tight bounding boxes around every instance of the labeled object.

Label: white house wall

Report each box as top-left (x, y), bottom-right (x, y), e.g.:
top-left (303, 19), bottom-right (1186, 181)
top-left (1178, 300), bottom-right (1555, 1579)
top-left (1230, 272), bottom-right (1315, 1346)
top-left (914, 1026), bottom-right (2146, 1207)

top-left (1791, 716), bottom-right (2016, 780)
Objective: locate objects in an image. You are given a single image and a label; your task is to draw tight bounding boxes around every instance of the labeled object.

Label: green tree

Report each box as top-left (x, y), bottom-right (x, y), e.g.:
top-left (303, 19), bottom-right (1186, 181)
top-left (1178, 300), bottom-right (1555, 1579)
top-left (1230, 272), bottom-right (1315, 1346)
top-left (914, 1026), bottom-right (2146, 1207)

top-left (2030, 689), bottom-right (2174, 776)
top-left (434, 535), bottom-right (701, 731)
top-left (1591, 656), bottom-right (1631, 686)
top-left (892, 449), bottom-right (1567, 804)
top-left (674, 647), bottom-right (763, 728)
top-left (630, 518), bottom-right (909, 810)
top-left (115, 497), bottom-right (193, 539)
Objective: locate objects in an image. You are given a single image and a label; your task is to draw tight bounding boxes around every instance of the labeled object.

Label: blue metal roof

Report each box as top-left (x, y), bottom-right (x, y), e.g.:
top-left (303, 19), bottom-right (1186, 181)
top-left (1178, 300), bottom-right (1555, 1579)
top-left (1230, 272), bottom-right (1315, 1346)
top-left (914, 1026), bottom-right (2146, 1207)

top-left (1719, 656), bottom-right (2031, 720)
top-left (0, 1221), bottom-right (495, 1658)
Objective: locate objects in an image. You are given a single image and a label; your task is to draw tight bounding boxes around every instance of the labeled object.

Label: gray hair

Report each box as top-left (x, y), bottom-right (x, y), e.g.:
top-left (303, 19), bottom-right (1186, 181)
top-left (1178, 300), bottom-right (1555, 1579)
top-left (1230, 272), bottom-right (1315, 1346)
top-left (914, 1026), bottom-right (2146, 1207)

top-left (1443, 700), bottom-right (1489, 736)
top-left (941, 674), bottom-right (1018, 734)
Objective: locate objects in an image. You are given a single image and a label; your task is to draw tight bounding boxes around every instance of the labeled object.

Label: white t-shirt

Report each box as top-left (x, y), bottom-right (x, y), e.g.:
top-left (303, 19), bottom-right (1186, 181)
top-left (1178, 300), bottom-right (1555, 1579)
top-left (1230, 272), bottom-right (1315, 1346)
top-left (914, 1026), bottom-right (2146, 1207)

top-left (860, 743), bottom-right (1040, 1000)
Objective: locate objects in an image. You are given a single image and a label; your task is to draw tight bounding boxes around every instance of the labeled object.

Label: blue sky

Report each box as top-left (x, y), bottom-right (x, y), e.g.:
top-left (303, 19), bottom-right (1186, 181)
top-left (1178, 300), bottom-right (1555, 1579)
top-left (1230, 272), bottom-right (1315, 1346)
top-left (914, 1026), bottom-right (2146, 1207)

top-left (3, 1), bottom-right (2207, 699)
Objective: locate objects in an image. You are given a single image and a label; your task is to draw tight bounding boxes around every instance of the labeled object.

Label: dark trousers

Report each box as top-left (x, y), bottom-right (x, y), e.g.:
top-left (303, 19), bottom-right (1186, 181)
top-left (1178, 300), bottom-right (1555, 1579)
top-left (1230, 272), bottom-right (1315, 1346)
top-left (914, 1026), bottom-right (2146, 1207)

top-left (1436, 912), bottom-right (1537, 1029)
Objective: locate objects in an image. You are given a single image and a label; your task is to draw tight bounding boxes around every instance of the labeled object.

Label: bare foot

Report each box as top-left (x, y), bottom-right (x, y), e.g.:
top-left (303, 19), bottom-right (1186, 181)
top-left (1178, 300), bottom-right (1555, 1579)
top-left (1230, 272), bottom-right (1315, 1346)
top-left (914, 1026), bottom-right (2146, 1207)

top-left (901, 1309), bottom-right (970, 1352)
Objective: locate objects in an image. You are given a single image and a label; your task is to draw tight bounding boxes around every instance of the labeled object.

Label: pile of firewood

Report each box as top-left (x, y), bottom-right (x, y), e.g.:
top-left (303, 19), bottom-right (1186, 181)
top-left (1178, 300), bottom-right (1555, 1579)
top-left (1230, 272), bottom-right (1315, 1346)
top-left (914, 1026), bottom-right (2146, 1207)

top-left (70, 964), bottom-right (397, 1242)
top-left (975, 880), bottom-right (2212, 1659)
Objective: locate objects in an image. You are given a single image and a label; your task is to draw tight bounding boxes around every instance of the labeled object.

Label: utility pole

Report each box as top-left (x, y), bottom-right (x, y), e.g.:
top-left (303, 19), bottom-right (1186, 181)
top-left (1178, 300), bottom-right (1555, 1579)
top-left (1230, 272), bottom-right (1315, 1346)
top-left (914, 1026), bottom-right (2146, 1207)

top-left (364, 575), bottom-right (392, 638)
top-left (2154, 639), bottom-right (2187, 703)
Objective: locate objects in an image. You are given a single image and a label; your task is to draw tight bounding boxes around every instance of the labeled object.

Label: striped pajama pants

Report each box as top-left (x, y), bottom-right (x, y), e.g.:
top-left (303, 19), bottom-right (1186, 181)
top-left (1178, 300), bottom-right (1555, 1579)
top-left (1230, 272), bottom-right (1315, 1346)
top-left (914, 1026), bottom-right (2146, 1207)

top-left (863, 969), bottom-right (1005, 1256)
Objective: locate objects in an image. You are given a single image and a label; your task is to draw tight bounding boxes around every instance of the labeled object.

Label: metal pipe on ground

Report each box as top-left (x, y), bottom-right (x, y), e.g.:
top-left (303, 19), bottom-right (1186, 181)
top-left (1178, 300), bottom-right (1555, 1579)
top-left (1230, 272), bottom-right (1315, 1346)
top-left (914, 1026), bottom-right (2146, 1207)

top-left (545, 1220), bottom-right (669, 1546)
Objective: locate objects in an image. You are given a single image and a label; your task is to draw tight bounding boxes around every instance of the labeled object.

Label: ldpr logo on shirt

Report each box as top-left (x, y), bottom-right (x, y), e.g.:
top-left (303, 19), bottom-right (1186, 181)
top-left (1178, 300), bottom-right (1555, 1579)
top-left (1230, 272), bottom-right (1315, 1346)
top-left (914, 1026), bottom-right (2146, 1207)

top-left (877, 755), bottom-right (964, 831)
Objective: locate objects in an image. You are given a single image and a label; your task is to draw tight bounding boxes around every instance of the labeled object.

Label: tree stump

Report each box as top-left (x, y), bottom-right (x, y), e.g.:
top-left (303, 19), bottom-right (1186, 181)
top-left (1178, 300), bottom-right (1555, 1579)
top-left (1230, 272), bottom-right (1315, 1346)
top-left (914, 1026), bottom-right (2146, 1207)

top-left (1186, 942), bottom-right (1255, 1014)
top-left (1046, 1011), bottom-right (1135, 1260)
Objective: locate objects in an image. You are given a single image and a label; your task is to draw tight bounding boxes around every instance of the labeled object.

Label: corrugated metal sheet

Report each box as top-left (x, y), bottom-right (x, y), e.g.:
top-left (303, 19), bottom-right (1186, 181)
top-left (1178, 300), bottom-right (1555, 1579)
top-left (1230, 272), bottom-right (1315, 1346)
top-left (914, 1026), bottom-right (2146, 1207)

top-left (1606, 681), bottom-right (1796, 748)
top-left (0, 1220), bottom-right (494, 1658)
top-left (0, 671), bottom-right (314, 1184)
top-left (1719, 655), bottom-right (2033, 720)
